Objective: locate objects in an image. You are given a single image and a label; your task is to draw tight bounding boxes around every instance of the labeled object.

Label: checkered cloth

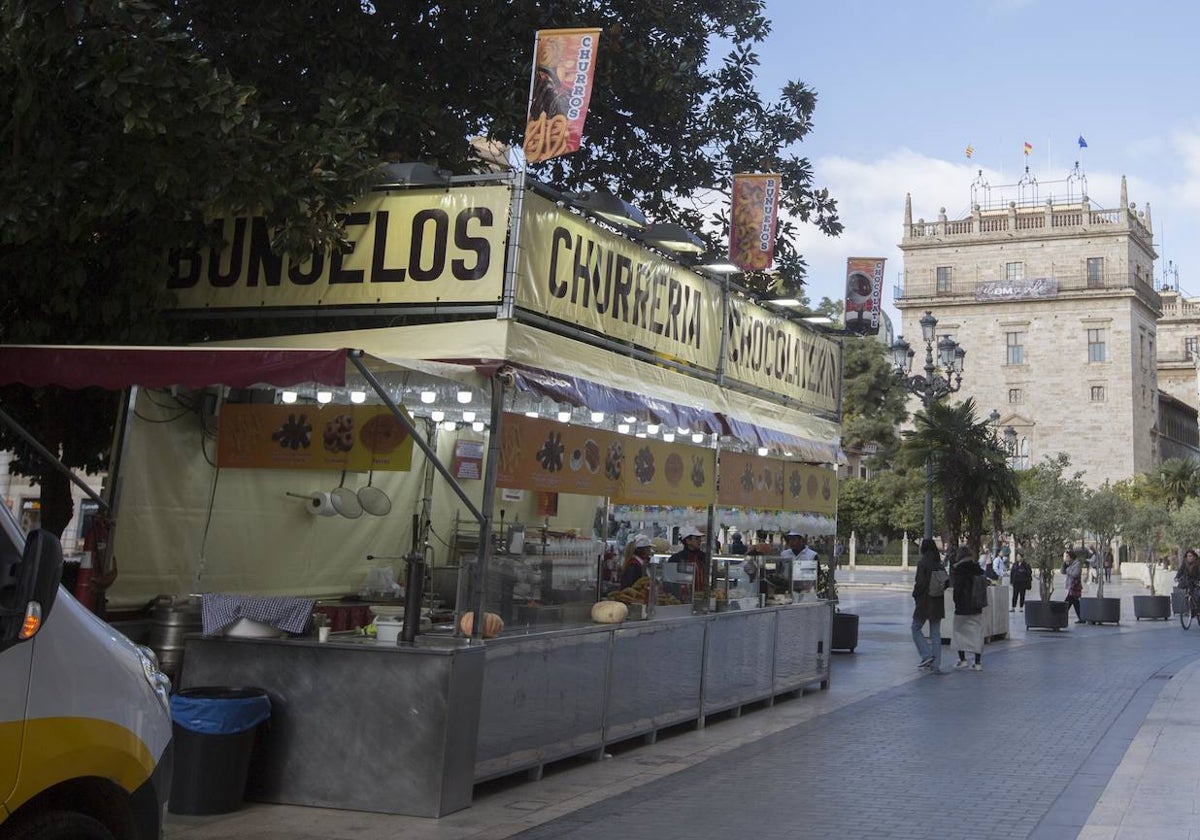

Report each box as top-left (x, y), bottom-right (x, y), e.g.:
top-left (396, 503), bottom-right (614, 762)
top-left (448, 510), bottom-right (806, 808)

top-left (202, 593), bottom-right (315, 636)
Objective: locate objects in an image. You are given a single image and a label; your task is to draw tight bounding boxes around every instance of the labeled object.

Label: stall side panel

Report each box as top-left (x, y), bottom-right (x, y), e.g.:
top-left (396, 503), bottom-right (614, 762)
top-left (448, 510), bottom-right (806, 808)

top-left (604, 620), bottom-right (704, 744)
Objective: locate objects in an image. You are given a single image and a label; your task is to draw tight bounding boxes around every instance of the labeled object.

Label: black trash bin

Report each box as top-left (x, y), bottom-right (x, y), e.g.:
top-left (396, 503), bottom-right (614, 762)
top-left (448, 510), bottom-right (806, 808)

top-left (168, 687), bottom-right (271, 815)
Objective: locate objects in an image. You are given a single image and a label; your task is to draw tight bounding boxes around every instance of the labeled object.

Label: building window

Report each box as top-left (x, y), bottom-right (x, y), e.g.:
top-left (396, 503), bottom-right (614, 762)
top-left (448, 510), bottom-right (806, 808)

top-left (1008, 388), bottom-right (1022, 404)
top-left (1005, 262), bottom-right (1025, 282)
top-left (1090, 386), bottom-right (1105, 402)
top-left (936, 266), bottom-right (951, 293)
top-left (1087, 328), bottom-right (1106, 363)
top-left (1006, 331), bottom-right (1025, 365)
top-left (1087, 257), bottom-right (1104, 288)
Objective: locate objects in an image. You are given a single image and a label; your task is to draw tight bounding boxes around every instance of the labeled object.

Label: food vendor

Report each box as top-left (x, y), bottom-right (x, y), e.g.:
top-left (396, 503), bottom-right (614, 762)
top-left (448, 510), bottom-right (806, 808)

top-left (781, 529), bottom-right (818, 594)
top-left (620, 535), bottom-right (654, 588)
top-left (669, 525), bottom-right (708, 598)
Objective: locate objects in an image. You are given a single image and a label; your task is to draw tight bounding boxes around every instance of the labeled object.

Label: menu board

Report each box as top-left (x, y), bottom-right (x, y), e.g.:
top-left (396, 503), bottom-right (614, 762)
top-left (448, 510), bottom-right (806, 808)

top-left (217, 403), bottom-right (414, 471)
top-left (496, 413), bottom-right (715, 506)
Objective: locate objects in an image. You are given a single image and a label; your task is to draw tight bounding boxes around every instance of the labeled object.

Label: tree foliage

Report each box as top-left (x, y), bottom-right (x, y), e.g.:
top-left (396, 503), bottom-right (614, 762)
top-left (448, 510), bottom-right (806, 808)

top-left (839, 337), bottom-right (908, 461)
top-left (1080, 483), bottom-right (1131, 597)
top-left (1157, 458), bottom-right (1200, 510)
top-left (901, 397), bottom-right (1019, 550)
top-left (0, 0), bottom-right (841, 533)
top-left (1008, 454), bottom-right (1085, 601)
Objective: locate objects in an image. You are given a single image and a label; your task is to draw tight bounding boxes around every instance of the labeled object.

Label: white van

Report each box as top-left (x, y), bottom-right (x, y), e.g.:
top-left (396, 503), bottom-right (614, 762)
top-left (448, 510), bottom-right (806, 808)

top-left (0, 503), bottom-right (173, 840)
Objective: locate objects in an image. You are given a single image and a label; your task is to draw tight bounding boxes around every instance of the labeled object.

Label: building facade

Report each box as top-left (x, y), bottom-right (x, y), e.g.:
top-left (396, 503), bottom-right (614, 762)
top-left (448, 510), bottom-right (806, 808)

top-left (895, 175), bottom-right (1161, 487)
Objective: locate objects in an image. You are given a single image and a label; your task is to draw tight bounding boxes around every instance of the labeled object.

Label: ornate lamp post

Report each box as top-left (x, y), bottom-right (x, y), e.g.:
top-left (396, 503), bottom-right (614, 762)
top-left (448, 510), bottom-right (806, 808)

top-left (890, 310), bottom-right (965, 541)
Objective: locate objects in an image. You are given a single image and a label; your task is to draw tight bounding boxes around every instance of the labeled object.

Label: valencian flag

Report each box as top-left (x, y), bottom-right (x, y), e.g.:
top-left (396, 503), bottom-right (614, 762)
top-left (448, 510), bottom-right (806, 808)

top-left (729, 173), bottom-right (782, 272)
top-left (844, 257), bottom-right (885, 336)
top-left (1023, 141), bottom-right (1033, 156)
top-left (522, 28), bottom-right (601, 164)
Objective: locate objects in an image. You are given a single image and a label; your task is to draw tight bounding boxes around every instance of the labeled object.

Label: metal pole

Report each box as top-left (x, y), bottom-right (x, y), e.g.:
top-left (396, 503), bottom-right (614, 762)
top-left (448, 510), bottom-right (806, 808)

top-left (470, 372), bottom-right (507, 641)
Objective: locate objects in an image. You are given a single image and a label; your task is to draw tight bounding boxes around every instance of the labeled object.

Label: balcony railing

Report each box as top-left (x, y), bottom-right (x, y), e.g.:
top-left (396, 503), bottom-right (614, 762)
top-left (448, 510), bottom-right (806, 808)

top-left (905, 205), bottom-right (1145, 242)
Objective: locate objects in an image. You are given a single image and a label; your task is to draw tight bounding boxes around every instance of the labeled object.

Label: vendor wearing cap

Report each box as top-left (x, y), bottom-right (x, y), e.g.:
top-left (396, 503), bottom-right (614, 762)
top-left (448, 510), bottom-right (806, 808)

top-left (668, 526), bottom-right (709, 596)
top-left (621, 535), bottom-right (655, 589)
top-left (780, 529), bottom-right (818, 594)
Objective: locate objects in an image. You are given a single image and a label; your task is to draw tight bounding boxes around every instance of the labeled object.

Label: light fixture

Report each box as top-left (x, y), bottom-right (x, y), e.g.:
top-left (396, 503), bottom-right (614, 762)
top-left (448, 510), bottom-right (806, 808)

top-left (462, 410), bottom-right (476, 422)
top-left (784, 451), bottom-right (793, 458)
top-left (350, 390), bottom-right (367, 404)
top-left (375, 161), bottom-right (450, 188)
top-left (677, 426), bottom-right (689, 435)
top-left (757, 446), bottom-right (769, 457)
top-left (623, 415), bottom-right (637, 424)
top-left (646, 423), bottom-right (660, 435)
top-left (456, 390), bottom-right (473, 404)
top-left (636, 432), bottom-right (647, 439)
top-left (695, 261), bottom-right (740, 275)
top-left (617, 423), bottom-right (630, 434)
top-left (590, 411), bottom-right (605, 423)
top-left (919, 310), bottom-right (938, 343)
top-left (769, 298), bottom-right (803, 307)
top-left (525, 410), bottom-right (540, 418)
top-left (937, 335), bottom-right (958, 368)
top-left (557, 410), bottom-right (572, 423)
top-left (663, 432), bottom-right (676, 443)
top-left (420, 390), bottom-right (436, 404)
top-left (572, 190), bottom-right (647, 229)
top-left (431, 410), bottom-right (445, 422)
top-left (472, 421), bottom-right (486, 432)
top-left (890, 336), bottom-right (913, 373)
top-left (442, 420), bottom-right (457, 431)
top-left (691, 433), bottom-right (705, 444)
top-left (641, 222), bottom-right (705, 255)
top-left (316, 391), bottom-right (333, 404)
top-left (280, 391), bottom-right (298, 404)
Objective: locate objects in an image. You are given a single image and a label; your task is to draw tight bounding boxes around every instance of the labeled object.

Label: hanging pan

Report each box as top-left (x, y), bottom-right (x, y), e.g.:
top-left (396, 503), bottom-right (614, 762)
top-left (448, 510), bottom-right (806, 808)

top-left (358, 470), bottom-right (392, 516)
top-left (330, 471), bottom-right (363, 519)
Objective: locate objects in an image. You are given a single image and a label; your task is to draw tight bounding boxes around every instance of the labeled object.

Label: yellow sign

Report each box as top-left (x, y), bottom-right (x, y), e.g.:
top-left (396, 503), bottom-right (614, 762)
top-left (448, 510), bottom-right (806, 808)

top-left (724, 296), bottom-right (841, 415)
top-left (717, 452), bottom-right (837, 515)
top-left (166, 186), bottom-right (511, 309)
top-left (217, 404), bottom-right (414, 471)
top-left (517, 192), bottom-right (723, 371)
top-left (496, 413), bottom-right (716, 506)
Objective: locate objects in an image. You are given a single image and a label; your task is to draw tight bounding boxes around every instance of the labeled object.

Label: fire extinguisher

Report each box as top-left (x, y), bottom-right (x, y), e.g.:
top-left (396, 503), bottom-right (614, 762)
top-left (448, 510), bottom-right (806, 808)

top-left (73, 552), bottom-right (97, 612)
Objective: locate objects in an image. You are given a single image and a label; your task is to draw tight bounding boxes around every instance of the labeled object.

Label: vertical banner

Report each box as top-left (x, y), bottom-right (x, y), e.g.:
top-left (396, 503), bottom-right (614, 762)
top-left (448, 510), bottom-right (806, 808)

top-left (729, 173), bottom-right (781, 272)
top-left (844, 257), bottom-right (885, 336)
top-left (523, 28), bottom-right (601, 164)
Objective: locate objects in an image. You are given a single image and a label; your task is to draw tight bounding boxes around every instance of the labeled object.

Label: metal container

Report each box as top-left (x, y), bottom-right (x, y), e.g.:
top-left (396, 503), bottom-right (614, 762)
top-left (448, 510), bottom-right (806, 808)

top-left (148, 594), bottom-right (203, 681)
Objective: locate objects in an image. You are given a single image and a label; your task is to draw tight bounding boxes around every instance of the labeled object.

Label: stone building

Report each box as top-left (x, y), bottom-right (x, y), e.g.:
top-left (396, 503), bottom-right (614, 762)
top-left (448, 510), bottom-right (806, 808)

top-left (895, 171), bottom-right (1161, 487)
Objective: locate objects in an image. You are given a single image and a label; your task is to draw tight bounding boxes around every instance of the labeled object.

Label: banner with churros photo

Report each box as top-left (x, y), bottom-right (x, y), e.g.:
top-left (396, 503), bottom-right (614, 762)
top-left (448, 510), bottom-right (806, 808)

top-left (522, 28), bottom-right (601, 164)
top-left (728, 173), bottom-right (781, 272)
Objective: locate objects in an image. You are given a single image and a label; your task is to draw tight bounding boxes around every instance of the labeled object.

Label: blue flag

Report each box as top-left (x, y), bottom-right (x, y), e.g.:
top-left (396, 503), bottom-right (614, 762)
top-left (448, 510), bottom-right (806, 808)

top-left (1078, 135), bottom-right (1088, 149)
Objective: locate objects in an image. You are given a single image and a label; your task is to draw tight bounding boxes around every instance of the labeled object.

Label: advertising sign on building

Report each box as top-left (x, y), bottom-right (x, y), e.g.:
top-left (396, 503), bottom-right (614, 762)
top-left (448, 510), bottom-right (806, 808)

top-left (844, 257), bottom-right (885, 336)
top-left (165, 186), bottom-right (511, 310)
top-left (974, 278), bottom-right (1058, 301)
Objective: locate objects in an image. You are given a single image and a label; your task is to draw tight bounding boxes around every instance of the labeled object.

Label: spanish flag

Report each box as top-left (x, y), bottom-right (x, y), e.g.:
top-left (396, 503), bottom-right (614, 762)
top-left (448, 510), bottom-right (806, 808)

top-left (1023, 141), bottom-right (1033, 156)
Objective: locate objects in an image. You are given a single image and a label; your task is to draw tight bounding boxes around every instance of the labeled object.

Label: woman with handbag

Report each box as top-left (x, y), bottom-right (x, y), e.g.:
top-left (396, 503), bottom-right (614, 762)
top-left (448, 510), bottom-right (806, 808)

top-left (911, 538), bottom-right (947, 675)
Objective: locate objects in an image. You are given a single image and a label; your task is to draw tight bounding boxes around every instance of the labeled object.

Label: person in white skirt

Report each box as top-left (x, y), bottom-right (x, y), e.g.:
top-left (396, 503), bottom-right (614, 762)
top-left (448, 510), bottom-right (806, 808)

top-left (951, 545), bottom-right (986, 671)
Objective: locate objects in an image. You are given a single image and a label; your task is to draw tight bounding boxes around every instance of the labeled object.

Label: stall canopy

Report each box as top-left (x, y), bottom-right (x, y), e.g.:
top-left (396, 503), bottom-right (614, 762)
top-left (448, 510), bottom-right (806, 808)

top-left (0, 345), bottom-right (353, 390)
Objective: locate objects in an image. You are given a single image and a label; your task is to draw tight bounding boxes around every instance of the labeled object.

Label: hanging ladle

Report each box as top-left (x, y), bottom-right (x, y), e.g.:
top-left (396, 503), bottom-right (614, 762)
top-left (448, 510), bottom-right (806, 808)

top-left (357, 470), bottom-right (392, 516)
top-left (330, 471), bottom-right (363, 519)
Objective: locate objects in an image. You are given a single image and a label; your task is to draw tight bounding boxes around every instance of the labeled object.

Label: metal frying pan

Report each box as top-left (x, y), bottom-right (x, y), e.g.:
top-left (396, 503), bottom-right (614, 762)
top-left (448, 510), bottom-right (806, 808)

top-left (330, 471), bottom-right (363, 519)
top-left (358, 471), bottom-right (392, 516)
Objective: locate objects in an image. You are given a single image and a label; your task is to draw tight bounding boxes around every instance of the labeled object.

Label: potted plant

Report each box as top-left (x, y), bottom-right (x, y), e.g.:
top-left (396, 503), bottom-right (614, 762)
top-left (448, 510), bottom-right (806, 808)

top-left (1130, 500), bottom-right (1172, 620)
top-left (1008, 455), bottom-right (1081, 631)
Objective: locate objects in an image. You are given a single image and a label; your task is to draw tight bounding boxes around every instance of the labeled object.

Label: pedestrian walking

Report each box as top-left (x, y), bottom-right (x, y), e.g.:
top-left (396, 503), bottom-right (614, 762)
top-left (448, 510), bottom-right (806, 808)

top-left (911, 538), bottom-right (947, 675)
top-left (1010, 551), bottom-right (1033, 611)
top-left (952, 545), bottom-right (986, 671)
top-left (1064, 548), bottom-right (1084, 622)
top-left (992, 550), bottom-right (1007, 583)
top-left (1103, 548), bottom-right (1113, 583)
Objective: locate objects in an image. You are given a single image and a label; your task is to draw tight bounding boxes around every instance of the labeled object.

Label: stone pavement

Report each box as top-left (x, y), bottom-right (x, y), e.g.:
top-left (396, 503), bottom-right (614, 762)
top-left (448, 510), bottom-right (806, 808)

top-left (164, 572), bottom-right (1200, 840)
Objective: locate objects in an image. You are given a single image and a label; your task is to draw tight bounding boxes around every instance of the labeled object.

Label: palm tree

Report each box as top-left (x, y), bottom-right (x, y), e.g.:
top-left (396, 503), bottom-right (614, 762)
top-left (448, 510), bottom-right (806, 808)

top-left (1158, 458), bottom-right (1200, 510)
top-left (902, 397), bottom-right (1020, 551)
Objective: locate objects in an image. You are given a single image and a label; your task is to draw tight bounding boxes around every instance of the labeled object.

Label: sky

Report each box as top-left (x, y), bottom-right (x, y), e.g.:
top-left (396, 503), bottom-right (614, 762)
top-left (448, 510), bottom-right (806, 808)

top-left (754, 0), bottom-right (1200, 325)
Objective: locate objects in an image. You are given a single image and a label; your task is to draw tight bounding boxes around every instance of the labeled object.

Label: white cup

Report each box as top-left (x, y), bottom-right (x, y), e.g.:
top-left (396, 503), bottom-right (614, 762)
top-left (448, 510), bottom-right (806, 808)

top-left (318, 626), bottom-right (330, 643)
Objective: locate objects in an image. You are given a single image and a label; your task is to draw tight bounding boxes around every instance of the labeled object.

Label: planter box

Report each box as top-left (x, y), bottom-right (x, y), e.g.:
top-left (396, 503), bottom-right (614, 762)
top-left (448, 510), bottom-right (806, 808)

top-left (1133, 595), bottom-right (1171, 621)
top-left (1079, 597), bottom-right (1121, 625)
top-left (940, 584), bottom-right (1010, 644)
top-left (1025, 600), bottom-right (1069, 630)
top-left (830, 611), bottom-right (859, 653)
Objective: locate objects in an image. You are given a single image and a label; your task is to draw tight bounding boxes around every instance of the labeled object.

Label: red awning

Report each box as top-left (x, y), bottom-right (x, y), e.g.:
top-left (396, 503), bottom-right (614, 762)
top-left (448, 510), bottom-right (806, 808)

top-left (0, 345), bottom-right (349, 390)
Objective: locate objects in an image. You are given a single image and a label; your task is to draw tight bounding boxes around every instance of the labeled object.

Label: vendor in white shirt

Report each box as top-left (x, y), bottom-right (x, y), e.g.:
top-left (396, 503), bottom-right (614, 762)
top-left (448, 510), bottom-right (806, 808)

top-left (781, 529), bottom-right (818, 594)
top-left (992, 551), bottom-right (1007, 581)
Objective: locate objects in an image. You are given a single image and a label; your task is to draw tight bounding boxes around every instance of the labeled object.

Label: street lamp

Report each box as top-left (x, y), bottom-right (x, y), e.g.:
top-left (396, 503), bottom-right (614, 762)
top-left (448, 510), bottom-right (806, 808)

top-left (1003, 425), bottom-right (1018, 468)
top-left (890, 310), bottom-right (965, 540)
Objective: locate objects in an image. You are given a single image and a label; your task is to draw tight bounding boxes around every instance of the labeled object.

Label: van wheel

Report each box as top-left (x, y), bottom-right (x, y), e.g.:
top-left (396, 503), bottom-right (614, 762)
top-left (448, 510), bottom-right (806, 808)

top-left (6, 812), bottom-right (115, 840)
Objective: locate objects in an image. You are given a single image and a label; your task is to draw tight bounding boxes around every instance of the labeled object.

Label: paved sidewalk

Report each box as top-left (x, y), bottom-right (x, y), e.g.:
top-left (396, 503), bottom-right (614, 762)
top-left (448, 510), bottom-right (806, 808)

top-left (165, 574), bottom-right (1200, 840)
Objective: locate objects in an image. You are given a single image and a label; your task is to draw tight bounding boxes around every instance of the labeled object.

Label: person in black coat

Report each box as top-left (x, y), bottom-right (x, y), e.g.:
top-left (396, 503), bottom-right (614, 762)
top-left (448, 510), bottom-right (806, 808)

top-left (951, 545), bottom-right (986, 671)
top-left (1009, 551), bottom-right (1033, 611)
top-left (911, 538), bottom-right (947, 675)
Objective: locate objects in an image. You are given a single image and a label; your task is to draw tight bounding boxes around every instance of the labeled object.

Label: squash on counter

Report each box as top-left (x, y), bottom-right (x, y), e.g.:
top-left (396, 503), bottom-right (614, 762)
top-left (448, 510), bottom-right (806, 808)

top-left (458, 611), bottom-right (504, 638)
top-left (590, 600), bottom-right (628, 624)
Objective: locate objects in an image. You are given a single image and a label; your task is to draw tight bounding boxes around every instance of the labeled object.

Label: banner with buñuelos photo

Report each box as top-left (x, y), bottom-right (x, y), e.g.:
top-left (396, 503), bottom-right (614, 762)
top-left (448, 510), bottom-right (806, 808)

top-left (729, 173), bottom-right (781, 272)
top-left (523, 28), bottom-right (601, 164)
